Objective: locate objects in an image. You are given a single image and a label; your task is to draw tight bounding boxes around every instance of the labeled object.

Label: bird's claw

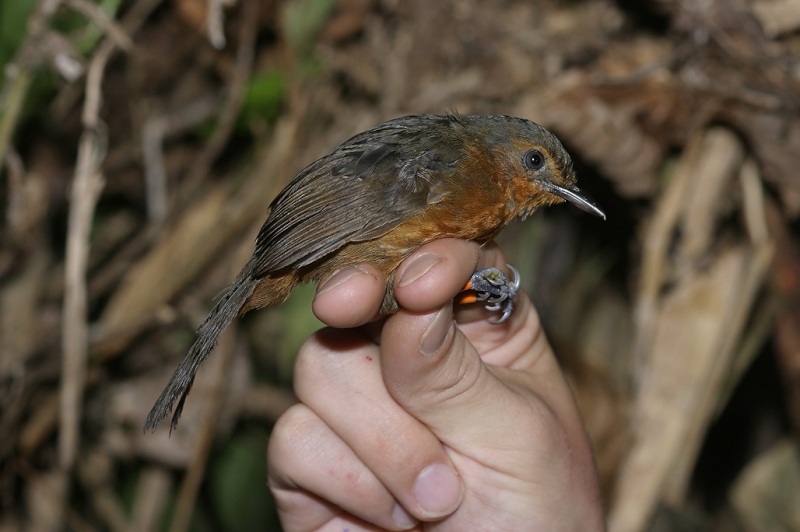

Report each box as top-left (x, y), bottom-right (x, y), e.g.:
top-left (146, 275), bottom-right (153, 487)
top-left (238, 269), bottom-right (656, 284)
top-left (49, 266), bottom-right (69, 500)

top-left (467, 265), bottom-right (520, 324)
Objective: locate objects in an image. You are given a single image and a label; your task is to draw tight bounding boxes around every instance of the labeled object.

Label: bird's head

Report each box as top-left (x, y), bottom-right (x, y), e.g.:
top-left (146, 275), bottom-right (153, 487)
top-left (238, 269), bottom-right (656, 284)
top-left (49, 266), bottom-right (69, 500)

top-left (480, 116), bottom-right (605, 220)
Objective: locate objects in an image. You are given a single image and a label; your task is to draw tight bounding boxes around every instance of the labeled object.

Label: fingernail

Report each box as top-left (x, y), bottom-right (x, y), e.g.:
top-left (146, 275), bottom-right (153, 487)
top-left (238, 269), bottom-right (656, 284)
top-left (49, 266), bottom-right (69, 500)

top-left (316, 266), bottom-right (367, 296)
top-left (419, 303), bottom-right (453, 356)
top-left (392, 502), bottom-right (418, 529)
top-left (413, 463), bottom-right (463, 518)
top-left (398, 252), bottom-right (441, 287)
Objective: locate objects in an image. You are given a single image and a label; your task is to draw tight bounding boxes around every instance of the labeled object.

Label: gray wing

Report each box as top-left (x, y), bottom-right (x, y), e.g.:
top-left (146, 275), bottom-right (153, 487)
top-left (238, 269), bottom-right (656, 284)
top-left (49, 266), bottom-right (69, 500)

top-left (252, 117), bottom-right (463, 276)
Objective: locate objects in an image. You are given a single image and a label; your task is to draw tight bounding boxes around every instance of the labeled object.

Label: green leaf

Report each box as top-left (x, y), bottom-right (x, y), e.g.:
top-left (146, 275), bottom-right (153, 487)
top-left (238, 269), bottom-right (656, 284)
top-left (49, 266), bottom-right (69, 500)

top-left (240, 69), bottom-right (286, 130)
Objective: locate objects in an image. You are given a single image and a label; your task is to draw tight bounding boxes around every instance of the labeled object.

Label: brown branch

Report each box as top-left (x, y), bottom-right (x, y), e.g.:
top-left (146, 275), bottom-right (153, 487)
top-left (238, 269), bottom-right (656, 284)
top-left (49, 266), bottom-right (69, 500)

top-left (59, 40), bottom-right (112, 470)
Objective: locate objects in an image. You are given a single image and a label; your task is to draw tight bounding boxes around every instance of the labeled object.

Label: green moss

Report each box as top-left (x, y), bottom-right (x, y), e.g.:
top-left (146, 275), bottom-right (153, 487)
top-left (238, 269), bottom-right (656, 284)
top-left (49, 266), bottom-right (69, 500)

top-left (240, 69), bottom-right (286, 130)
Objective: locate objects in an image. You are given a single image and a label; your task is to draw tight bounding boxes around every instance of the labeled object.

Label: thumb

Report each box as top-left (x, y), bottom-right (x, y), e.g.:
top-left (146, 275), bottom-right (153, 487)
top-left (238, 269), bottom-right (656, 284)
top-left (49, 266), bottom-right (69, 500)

top-left (380, 301), bottom-right (500, 443)
top-left (380, 239), bottom-right (524, 448)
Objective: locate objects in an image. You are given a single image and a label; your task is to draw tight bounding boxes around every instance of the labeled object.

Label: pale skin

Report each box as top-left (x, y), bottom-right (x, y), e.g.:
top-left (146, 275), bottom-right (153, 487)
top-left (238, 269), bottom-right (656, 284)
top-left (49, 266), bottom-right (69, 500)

top-left (267, 238), bottom-right (606, 531)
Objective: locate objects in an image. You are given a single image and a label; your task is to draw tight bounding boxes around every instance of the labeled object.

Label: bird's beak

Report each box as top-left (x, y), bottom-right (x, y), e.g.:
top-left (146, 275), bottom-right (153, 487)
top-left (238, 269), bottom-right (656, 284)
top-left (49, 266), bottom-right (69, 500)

top-left (549, 184), bottom-right (606, 220)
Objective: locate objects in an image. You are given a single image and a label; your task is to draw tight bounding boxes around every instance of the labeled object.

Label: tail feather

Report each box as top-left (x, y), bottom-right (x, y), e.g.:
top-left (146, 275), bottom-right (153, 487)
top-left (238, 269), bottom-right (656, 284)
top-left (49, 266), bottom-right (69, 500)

top-left (143, 264), bottom-right (259, 434)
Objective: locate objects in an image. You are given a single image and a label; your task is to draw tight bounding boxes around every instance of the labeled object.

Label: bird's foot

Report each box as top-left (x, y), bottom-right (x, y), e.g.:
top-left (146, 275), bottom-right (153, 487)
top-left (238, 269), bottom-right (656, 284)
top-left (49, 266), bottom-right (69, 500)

top-left (459, 265), bottom-right (520, 324)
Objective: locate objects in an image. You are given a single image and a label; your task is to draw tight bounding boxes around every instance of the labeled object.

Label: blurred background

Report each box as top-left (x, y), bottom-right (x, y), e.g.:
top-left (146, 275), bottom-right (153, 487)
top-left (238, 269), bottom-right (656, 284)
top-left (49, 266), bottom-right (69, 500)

top-left (1, 0), bottom-right (800, 530)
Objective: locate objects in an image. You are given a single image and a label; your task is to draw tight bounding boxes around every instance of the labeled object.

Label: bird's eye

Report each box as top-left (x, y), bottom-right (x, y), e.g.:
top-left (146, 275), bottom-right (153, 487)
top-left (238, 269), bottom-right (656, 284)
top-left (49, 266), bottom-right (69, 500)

top-left (523, 150), bottom-right (545, 171)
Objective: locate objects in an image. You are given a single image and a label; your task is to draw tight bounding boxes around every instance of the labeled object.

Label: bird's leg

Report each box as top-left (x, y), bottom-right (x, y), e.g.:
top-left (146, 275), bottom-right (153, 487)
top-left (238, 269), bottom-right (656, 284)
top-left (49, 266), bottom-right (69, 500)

top-left (458, 265), bottom-right (520, 324)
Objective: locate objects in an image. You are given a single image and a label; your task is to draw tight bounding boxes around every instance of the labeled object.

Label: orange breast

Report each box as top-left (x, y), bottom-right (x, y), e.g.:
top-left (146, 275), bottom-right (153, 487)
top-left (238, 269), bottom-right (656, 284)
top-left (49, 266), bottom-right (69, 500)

top-left (307, 188), bottom-right (511, 282)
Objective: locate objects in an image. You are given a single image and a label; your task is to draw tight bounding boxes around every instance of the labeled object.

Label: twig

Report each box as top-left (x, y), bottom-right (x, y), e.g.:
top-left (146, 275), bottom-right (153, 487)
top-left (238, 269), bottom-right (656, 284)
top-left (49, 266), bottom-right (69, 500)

top-left (65, 0), bottom-right (134, 51)
top-left (182, 0), bottom-right (258, 196)
top-left (141, 96), bottom-right (221, 222)
top-left (59, 39), bottom-right (112, 470)
top-left (59, 0), bottom-right (169, 470)
top-left (207, 0), bottom-right (239, 49)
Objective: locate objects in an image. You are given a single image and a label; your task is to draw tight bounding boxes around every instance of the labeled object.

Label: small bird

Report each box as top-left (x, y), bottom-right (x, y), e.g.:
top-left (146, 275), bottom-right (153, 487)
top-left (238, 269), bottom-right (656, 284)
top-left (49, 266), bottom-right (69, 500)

top-left (144, 114), bottom-right (604, 433)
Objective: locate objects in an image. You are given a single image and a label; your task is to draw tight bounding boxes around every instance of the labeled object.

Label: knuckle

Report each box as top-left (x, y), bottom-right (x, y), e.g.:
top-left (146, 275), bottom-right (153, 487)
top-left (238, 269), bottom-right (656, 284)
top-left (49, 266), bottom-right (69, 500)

top-left (268, 404), bottom-right (320, 480)
top-left (294, 331), bottom-right (328, 376)
top-left (294, 328), bottom-right (375, 401)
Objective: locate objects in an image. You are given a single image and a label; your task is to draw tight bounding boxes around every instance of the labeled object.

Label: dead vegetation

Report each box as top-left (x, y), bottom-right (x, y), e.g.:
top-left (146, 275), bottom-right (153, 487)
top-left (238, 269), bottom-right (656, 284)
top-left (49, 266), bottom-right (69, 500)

top-left (1, 0), bottom-right (800, 530)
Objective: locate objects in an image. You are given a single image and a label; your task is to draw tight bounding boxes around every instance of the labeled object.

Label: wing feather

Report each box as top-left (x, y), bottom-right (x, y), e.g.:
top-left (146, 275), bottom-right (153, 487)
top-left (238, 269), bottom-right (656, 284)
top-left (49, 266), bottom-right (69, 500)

top-left (252, 116), bottom-right (464, 275)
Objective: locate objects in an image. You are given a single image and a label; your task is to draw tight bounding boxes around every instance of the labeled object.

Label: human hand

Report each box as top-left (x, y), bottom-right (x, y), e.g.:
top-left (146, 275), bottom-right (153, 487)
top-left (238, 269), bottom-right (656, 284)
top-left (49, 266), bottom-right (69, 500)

top-left (267, 239), bottom-right (605, 531)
